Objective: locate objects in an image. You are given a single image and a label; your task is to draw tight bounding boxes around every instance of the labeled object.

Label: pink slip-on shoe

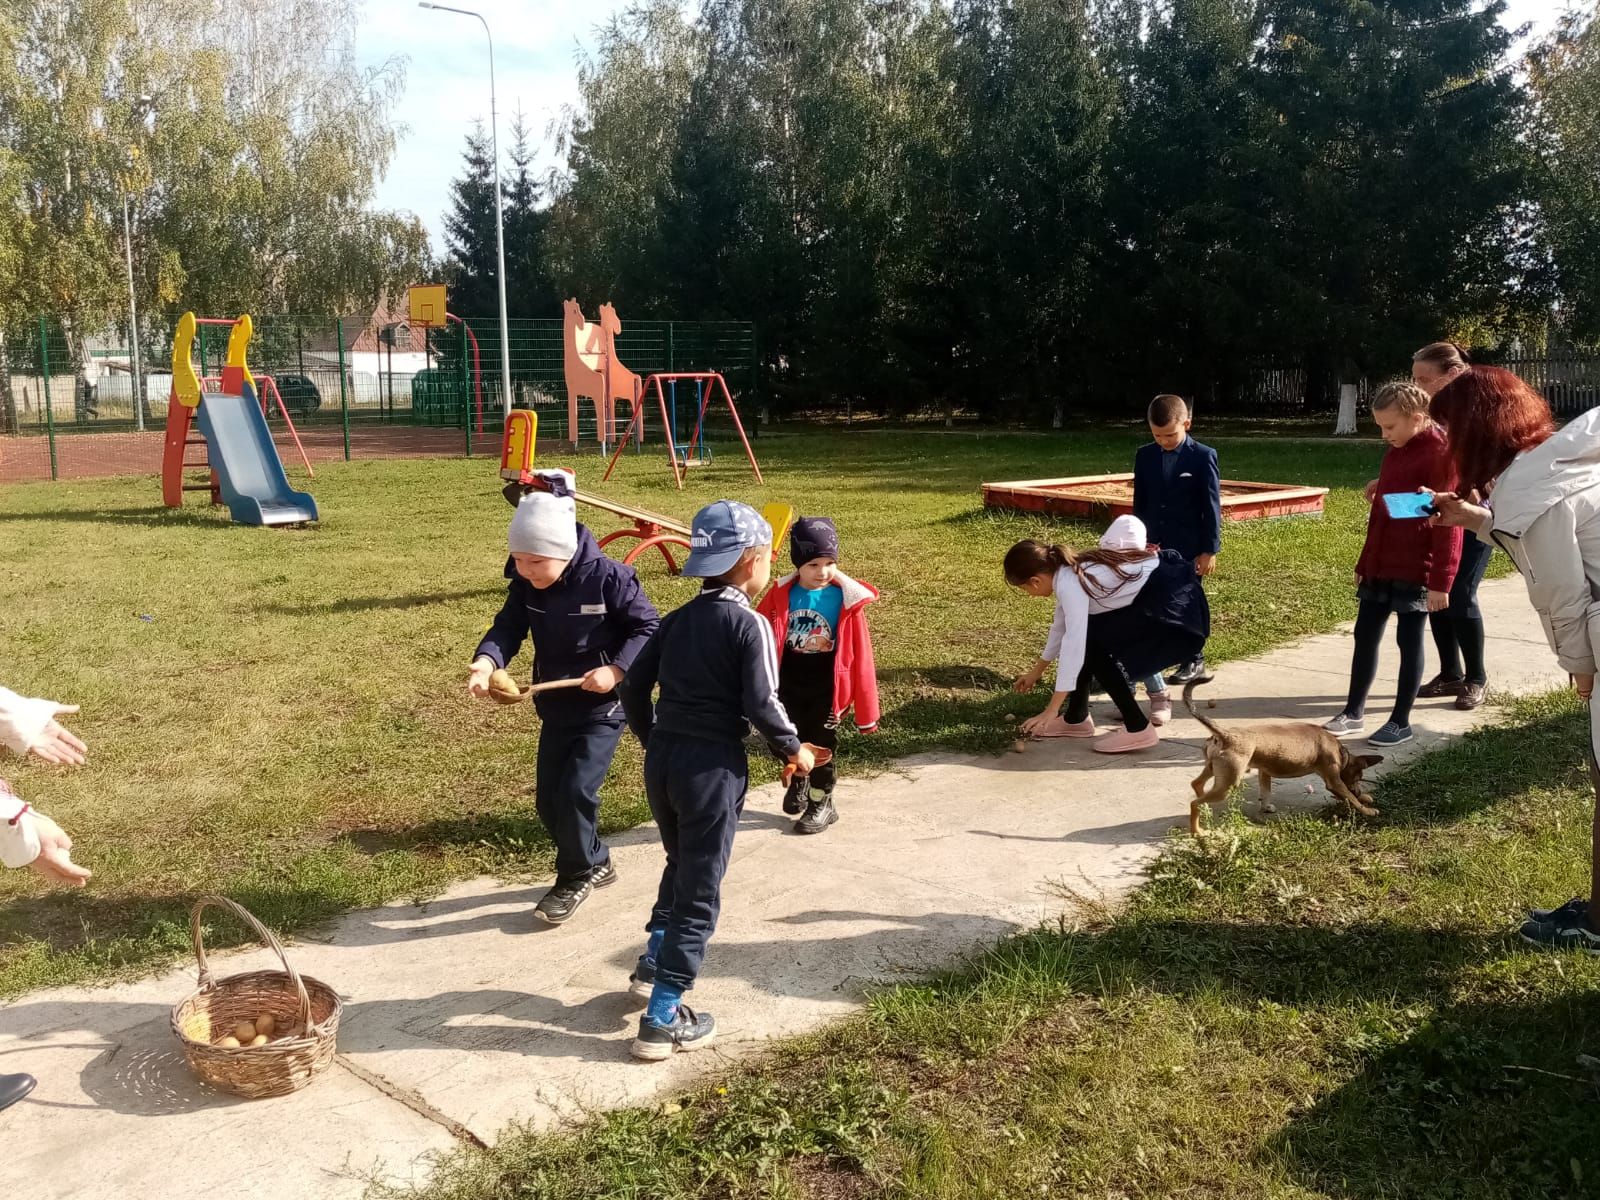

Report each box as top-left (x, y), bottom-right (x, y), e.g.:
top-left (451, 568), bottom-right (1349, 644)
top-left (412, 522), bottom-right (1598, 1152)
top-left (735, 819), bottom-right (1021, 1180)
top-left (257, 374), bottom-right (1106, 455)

top-left (1092, 725), bottom-right (1160, 754)
top-left (1028, 715), bottom-right (1096, 738)
top-left (1148, 694), bottom-right (1172, 727)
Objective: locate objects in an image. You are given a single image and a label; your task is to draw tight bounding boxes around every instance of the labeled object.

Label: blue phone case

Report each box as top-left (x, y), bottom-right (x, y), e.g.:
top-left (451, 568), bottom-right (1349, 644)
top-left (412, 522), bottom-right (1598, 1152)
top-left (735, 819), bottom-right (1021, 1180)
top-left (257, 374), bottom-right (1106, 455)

top-left (1382, 492), bottom-right (1434, 519)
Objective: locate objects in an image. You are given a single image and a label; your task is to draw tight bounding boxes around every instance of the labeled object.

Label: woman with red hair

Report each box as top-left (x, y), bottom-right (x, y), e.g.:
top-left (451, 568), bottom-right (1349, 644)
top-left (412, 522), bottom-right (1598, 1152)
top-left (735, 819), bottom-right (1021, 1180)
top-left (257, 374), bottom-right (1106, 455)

top-left (1429, 366), bottom-right (1600, 953)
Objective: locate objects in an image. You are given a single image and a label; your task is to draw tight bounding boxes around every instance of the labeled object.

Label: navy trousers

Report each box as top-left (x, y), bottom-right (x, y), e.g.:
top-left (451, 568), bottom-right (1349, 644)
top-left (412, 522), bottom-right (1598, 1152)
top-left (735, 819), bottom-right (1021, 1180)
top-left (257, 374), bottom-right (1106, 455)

top-left (1429, 529), bottom-right (1492, 685)
top-left (535, 715), bottom-right (625, 882)
top-left (643, 732), bottom-right (747, 992)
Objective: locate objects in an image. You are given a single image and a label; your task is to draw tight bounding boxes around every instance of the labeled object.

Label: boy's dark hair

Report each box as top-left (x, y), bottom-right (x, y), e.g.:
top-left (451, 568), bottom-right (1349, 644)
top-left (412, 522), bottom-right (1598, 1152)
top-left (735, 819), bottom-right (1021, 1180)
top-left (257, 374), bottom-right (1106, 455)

top-left (1148, 394), bottom-right (1188, 426)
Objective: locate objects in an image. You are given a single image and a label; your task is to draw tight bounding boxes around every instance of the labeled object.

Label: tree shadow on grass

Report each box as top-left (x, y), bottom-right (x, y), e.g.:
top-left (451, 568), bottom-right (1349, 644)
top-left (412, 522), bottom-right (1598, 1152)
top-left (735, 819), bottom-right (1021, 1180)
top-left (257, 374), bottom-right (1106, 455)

top-left (0, 505), bottom-right (229, 529)
top-left (877, 664), bottom-right (1012, 691)
top-left (253, 585), bottom-right (502, 616)
top-left (943, 914), bottom-right (1600, 1199)
top-left (1372, 699), bottom-right (1590, 828)
top-left (1274, 993), bottom-right (1600, 1200)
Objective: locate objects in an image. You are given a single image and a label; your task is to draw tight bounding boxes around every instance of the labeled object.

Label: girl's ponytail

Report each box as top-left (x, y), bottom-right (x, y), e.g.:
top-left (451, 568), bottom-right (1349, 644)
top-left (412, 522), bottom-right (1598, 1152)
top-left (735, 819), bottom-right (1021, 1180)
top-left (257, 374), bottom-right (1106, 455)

top-left (1003, 540), bottom-right (1070, 585)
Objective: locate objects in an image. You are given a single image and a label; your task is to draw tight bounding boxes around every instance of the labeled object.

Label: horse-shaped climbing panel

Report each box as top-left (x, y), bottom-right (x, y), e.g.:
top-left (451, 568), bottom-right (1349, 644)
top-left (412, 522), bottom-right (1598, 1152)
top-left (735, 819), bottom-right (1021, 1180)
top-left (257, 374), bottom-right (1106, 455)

top-left (562, 298), bottom-right (640, 447)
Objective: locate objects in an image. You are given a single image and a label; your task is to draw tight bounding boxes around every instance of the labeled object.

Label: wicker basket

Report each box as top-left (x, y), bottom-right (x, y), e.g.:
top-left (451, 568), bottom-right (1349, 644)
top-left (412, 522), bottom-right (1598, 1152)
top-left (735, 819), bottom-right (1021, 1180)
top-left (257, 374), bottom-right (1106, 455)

top-left (170, 896), bottom-right (343, 1099)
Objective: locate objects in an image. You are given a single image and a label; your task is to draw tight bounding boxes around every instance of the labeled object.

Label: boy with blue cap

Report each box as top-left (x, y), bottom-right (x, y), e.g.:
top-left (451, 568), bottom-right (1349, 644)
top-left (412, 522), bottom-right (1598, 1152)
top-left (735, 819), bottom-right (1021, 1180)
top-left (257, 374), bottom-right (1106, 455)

top-left (620, 500), bottom-right (820, 1060)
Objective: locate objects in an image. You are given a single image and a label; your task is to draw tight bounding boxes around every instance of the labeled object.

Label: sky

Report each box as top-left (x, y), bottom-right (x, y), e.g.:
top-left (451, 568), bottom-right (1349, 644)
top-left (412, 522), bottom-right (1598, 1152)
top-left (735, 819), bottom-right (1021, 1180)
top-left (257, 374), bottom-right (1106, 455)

top-left (358, 0), bottom-right (1565, 256)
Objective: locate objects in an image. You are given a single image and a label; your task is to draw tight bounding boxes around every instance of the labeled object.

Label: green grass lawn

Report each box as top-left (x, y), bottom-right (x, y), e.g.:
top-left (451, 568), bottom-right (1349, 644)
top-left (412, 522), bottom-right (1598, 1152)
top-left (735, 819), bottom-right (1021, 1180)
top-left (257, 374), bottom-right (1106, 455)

top-left (384, 691), bottom-right (1600, 1200)
top-left (0, 428), bottom-right (1444, 995)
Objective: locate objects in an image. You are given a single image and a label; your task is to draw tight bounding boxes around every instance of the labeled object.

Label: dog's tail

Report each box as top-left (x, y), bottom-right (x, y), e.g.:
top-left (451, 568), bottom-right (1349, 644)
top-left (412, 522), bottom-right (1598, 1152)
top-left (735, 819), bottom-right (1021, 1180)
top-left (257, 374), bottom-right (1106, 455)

top-left (1182, 678), bottom-right (1225, 738)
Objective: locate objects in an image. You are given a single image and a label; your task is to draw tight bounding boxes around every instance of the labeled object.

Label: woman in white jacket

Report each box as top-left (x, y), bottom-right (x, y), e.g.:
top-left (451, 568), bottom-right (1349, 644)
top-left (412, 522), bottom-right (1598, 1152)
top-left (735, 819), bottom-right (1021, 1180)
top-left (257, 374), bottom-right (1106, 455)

top-left (1429, 366), bottom-right (1600, 953)
top-left (1, 685), bottom-right (91, 1112)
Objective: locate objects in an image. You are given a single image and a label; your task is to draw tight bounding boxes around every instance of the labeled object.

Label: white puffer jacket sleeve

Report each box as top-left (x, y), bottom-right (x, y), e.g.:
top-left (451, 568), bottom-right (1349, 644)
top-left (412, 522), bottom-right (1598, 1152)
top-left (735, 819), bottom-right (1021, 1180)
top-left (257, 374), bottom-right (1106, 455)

top-left (0, 784), bottom-right (41, 869)
top-left (0, 686), bottom-right (60, 756)
top-left (1482, 410), bottom-right (1600, 678)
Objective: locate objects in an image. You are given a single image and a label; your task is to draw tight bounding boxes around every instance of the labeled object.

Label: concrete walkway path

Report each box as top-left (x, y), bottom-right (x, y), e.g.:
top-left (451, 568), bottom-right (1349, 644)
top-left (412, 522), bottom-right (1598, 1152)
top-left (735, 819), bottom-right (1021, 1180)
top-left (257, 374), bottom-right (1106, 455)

top-left (0, 579), bottom-right (1570, 1199)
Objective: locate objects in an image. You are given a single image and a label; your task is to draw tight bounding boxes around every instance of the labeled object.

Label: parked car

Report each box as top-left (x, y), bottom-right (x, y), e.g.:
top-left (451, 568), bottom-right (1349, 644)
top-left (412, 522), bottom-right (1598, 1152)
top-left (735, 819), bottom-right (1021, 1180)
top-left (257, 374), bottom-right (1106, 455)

top-left (272, 374), bottom-right (323, 415)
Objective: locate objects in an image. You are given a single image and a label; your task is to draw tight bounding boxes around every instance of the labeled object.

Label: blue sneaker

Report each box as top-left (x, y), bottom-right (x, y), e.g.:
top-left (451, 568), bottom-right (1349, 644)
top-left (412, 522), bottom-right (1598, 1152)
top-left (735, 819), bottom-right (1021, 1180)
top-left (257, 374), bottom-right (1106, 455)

top-left (1529, 897), bottom-right (1588, 924)
top-left (628, 956), bottom-right (656, 1000)
top-left (1520, 910), bottom-right (1600, 956)
top-left (1323, 712), bottom-right (1365, 736)
top-left (630, 1004), bottom-right (716, 1061)
top-left (1367, 721), bottom-right (1413, 748)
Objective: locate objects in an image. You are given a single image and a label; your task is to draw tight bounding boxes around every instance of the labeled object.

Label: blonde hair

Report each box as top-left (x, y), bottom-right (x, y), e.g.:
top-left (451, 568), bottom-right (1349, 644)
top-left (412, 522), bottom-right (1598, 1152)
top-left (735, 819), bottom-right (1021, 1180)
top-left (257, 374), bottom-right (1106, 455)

top-left (1371, 380), bottom-right (1431, 417)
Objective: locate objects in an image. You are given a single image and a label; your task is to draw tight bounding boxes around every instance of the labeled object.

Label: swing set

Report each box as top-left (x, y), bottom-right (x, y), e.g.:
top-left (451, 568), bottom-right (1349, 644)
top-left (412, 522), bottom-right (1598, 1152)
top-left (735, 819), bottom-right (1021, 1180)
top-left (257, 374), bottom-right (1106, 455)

top-left (601, 371), bottom-right (763, 489)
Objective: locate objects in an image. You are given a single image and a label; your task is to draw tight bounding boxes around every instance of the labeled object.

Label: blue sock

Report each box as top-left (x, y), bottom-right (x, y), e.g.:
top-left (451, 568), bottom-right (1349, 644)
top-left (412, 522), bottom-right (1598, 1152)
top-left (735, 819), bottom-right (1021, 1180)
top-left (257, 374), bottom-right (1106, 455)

top-left (646, 983), bottom-right (684, 1026)
top-left (645, 928), bottom-right (665, 964)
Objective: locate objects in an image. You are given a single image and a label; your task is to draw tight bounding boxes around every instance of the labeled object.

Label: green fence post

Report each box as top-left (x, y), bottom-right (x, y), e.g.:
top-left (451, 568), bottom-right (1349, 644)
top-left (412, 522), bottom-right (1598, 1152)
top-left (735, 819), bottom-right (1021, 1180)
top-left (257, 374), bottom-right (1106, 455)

top-left (38, 317), bottom-right (57, 480)
top-left (461, 319), bottom-right (473, 458)
top-left (336, 319), bottom-right (351, 461)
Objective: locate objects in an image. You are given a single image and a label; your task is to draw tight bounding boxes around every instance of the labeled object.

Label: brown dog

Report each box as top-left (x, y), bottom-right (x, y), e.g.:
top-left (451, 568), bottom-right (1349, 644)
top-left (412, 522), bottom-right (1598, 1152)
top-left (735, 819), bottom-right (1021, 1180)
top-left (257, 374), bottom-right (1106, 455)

top-left (1183, 681), bottom-right (1382, 836)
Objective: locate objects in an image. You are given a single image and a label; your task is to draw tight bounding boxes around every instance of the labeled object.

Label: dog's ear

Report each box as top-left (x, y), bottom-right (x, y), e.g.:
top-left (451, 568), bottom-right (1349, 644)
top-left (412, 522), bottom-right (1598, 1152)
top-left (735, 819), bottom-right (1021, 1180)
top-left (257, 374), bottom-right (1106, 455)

top-left (1354, 753), bottom-right (1383, 769)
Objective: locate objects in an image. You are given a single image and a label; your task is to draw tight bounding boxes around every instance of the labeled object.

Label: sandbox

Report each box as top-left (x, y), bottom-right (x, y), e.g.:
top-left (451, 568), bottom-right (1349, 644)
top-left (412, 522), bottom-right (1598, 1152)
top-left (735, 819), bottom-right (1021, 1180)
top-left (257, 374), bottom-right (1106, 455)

top-left (981, 473), bottom-right (1327, 522)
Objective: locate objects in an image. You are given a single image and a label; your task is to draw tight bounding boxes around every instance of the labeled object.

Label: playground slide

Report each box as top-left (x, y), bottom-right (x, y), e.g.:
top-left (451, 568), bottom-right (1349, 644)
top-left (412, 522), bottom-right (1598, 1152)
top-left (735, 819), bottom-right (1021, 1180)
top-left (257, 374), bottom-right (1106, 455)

top-left (195, 390), bottom-right (319, 526)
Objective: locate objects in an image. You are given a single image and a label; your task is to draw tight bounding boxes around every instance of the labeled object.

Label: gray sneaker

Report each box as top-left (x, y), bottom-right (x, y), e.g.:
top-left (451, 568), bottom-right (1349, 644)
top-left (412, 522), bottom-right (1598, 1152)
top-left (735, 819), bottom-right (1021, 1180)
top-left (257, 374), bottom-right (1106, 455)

top-left (1529, 897), bottom-right (1588, 925)
top-left (630, 1004), bottom-right (717, 1061)
top-left (1367, 721), bottom-right (1414, 748)
top-left (1520, 912), bottom-right (1600, 956)
top-left (628, 955), bottom-right (656, 1000)
top-left (1323, 712), bottom-right (1365, 735)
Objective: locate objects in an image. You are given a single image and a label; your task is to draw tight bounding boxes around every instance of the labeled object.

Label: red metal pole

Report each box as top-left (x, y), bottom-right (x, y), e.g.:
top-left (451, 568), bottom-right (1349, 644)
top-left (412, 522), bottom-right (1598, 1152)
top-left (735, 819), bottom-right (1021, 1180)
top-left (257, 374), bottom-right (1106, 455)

top-left (716, 373), bottom-right (763, 484)
top-left (256, 375), bottom-right (315, 477)
top-left (657, 376), bottom-right (686, 489)
top-left (601, 381), bottom-right (648, 483)
top-left (445, 313), bottom-right (484, 435)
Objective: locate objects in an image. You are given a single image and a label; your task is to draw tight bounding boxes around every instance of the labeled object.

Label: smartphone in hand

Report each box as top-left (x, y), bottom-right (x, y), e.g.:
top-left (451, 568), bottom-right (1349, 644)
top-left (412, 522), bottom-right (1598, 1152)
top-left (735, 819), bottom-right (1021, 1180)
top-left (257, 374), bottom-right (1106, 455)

top-left (1382, 492), bottom-right (1434, 519)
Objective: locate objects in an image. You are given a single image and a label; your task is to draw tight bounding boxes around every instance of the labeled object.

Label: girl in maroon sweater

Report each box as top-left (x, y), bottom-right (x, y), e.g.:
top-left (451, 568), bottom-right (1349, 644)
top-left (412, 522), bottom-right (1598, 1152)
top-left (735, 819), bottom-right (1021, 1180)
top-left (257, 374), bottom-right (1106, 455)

top-left (1325, 382), bottom-right (1463, 747)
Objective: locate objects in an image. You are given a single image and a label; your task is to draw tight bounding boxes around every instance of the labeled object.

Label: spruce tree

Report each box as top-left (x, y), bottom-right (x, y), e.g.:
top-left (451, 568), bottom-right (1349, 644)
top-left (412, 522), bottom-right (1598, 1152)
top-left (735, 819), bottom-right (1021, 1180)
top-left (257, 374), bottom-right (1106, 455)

top-left (442, 121), bottom-right (500, 318)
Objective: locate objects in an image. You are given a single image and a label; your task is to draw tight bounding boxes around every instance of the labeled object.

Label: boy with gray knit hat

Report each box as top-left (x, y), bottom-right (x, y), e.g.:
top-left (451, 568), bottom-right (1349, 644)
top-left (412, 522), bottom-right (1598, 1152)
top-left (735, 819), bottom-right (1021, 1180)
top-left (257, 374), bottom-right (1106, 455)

top-left (469, 468), bottom-right (660, 925)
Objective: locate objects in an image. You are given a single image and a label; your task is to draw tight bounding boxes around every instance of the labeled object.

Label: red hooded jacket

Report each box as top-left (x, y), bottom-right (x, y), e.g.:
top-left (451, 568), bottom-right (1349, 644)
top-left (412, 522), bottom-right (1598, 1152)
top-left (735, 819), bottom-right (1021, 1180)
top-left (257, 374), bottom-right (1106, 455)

top-left (1356, 423), bottom-right (1462, 593)
top-left (756, 570), bottom-right (881, 732)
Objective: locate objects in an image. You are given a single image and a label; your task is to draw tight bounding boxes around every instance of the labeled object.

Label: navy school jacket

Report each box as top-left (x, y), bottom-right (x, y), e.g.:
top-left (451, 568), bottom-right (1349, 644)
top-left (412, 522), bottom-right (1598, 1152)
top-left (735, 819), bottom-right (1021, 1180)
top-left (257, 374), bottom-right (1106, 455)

top-left (1131, 437), bottom-right (1222, 561)
top-left (474, 524), bottom-right (660, 724)
top-left (620, 585), bottom-right (803, 758)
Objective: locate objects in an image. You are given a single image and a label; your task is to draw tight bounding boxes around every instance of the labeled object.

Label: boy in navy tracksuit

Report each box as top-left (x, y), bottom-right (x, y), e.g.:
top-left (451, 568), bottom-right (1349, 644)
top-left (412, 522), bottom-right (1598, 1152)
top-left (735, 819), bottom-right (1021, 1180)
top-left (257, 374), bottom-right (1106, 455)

top-left (469, 468), bottom-right (659, 925)
top-left (1131, 394), bottom-right (1221, 697)
top-left (620, 500), bottom-right (819, 1061)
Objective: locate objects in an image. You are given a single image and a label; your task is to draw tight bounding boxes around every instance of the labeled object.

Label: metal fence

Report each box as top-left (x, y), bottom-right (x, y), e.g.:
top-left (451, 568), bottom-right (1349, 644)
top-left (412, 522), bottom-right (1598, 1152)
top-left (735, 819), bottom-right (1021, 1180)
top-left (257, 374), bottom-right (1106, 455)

top-left (0, 314), bottom-right (759, 484)
top-left (1235, 355), bottom-right (1600, 421)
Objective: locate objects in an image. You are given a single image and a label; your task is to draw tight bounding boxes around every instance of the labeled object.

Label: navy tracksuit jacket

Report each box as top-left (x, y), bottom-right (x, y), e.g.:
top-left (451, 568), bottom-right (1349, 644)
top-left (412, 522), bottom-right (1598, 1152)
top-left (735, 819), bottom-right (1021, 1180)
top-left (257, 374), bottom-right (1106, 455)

top-left (474, 525), bottom-right (659, 880)
top-left (621, 585), bottom-right (802, 993)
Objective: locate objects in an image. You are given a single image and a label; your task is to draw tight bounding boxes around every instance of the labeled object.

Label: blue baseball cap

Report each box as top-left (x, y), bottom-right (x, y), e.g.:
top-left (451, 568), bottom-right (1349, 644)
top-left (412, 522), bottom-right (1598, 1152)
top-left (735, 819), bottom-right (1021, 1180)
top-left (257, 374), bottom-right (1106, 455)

top-left (683, 500), bottom-right (772, 577)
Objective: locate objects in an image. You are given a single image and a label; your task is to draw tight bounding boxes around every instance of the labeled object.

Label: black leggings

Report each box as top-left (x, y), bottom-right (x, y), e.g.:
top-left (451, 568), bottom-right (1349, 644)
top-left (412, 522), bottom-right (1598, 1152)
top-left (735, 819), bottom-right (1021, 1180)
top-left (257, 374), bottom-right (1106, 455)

top-left (1345, 600), bottom-right (1427, 727)
top-left (1064, 643), bottom-right (1150, 733)
top-left (1429, 530), bottom-right (1492, 685)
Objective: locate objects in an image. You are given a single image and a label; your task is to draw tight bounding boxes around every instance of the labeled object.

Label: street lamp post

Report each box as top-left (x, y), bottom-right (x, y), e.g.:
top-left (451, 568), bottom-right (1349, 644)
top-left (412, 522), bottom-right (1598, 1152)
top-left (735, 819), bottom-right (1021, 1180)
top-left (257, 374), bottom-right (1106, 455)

top-left (122, 194), bottom-right (143, 432)
top-left (124, 96), bottom-right (154, 432)
top-left (419, 1), bottom-right (512, 424)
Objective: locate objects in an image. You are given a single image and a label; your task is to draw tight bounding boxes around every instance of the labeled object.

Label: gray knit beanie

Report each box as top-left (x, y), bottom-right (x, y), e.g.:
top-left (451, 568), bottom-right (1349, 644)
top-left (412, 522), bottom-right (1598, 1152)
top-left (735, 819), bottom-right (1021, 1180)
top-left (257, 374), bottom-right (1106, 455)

top-left (507, 468), bottom-right (578, 559)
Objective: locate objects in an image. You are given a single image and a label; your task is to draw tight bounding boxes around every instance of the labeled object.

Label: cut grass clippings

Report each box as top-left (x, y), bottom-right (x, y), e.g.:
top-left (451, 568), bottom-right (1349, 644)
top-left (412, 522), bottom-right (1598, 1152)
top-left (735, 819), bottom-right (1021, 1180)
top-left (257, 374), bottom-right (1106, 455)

top-left (0, 428), bottom-right (1498, 995)
top-left (382, 690), bottom-right (1600, 1200)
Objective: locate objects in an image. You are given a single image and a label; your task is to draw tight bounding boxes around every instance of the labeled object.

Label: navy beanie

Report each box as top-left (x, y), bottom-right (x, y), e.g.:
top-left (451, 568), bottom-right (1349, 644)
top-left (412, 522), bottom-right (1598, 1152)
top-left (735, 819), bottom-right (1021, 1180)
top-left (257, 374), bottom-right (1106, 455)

top-left (790, 516), bottom-right (839, 567)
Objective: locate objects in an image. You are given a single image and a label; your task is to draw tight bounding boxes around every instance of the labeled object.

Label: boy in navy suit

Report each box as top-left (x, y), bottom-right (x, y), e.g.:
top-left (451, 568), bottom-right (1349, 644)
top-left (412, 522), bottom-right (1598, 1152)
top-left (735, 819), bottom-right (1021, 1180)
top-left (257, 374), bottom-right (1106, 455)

top-left (1132, 394), bottom-right (1220, 699)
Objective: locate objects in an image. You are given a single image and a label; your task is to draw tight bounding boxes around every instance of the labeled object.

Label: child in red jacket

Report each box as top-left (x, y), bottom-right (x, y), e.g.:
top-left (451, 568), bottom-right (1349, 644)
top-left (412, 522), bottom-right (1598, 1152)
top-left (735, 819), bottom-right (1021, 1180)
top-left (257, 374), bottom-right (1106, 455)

top-left (756, 517), bottom-right (880, 834)
top-left (1325, 382), bottom-right (1462, 748)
